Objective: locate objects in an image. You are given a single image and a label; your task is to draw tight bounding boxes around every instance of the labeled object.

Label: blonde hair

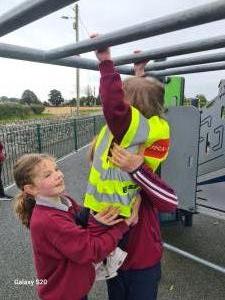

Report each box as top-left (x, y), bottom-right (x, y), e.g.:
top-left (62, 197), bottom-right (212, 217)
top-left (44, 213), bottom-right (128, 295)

top-left (123, 76), bottom-right (164, 118)
top-left (13, 153), bottom-right (54, 228)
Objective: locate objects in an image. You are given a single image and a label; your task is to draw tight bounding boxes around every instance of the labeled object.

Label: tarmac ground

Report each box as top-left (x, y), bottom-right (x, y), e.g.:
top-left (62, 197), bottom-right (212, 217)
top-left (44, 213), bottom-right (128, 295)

top-left (0, 148), bottom-right (225, 300)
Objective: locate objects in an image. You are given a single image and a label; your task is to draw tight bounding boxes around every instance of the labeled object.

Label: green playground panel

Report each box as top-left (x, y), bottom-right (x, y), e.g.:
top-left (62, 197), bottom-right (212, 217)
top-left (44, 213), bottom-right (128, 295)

top-left (164, 76), bottom-right (185, 107)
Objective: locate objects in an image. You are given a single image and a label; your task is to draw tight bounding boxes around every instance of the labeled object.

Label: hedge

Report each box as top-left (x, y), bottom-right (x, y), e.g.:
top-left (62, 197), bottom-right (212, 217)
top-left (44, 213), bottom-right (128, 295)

top-left (0, 103), bottom-right (44, 119)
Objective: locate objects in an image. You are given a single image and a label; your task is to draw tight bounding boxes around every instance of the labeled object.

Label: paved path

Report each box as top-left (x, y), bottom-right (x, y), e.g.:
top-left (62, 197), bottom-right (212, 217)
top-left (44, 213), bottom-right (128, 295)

top-left (0, 148), bottom-right (225, 299)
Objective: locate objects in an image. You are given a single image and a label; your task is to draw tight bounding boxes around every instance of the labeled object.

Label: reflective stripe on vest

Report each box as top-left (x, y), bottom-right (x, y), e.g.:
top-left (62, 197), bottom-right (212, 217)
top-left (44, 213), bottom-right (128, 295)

top-left (84, 106), bottom-right (170, 217)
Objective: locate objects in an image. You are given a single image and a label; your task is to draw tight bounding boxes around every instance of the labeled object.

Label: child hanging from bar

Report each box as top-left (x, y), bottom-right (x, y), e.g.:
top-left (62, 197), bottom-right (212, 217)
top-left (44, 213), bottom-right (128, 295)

top-left (83, 34), bottom-right (172, 280)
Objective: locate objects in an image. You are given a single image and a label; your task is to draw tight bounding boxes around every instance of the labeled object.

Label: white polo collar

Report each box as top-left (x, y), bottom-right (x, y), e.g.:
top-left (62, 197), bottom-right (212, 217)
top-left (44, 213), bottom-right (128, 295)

top-left (35, 195), bottom-right (72, 212)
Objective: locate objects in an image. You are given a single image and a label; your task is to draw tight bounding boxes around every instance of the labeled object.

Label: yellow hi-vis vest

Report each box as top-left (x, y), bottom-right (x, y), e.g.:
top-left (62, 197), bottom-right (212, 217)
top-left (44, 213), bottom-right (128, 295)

top-left (84, 106), bottom-right (170, 217)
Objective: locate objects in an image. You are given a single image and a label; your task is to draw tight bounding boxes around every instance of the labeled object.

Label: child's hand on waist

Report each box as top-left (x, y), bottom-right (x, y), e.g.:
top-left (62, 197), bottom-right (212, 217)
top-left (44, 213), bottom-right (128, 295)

top-left (125, 195), bottom-right (141, 227)
top-left (94, 206), bottom-right (124, 226)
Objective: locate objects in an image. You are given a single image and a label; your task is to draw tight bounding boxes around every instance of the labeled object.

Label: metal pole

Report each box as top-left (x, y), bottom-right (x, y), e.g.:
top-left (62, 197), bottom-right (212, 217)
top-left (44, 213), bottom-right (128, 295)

top-left (164, 243), bottom-right (225, 275)
top-left (145, 50), bottom-right (225, 71)
top-left (46, 0), bottom-right (225, 60)
top-left (0, 0), bottom-right (77, 37)
top-left (4, 42), bottom-right (225, 76)
top-left (74, 4), bottom-right (80, 116)
top-left (0, 42), bottom-right (132, 74)
top-left (147, 61), bottom-right (225, 76)
top-left (113, 35), bottom-right (225, 66)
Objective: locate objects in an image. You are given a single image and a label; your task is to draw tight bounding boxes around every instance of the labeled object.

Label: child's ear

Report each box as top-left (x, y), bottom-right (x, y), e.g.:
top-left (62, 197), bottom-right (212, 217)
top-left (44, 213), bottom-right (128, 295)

top-left (24, 184), bottom-right (37, 196)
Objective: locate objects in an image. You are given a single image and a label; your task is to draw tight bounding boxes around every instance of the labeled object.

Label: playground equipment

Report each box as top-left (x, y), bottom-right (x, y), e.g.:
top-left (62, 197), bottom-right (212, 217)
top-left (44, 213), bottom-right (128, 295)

top-left (1, 0), bottom-right (225, 274)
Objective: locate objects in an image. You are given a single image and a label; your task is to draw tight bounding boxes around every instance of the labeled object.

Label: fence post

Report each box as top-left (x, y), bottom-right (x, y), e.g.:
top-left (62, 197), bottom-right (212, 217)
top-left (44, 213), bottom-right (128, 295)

top-left (73, 119), bottom-right (78, 150)
top-left (93, 116), bottom-right (96, 135)
top-left (36, 124), bottom-right (42, 153)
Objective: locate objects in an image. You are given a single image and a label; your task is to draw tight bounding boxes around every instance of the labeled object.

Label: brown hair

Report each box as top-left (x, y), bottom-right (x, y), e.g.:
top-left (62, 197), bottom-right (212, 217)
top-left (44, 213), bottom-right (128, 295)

top-left (13, 153), bottom-right (54, 228)
top-left (123, 76), bottom-right (164, 119)
top-left (87, 136), bottom-right (97, 163)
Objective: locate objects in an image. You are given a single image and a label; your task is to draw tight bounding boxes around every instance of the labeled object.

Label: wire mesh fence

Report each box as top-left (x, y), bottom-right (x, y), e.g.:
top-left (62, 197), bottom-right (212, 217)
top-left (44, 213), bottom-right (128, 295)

top-left (0, 114), bottom-right (105, 187)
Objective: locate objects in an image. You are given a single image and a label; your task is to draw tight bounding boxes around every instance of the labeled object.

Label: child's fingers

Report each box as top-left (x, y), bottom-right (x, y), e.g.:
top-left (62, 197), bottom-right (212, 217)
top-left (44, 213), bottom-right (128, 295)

top-left (105, 207), bottom-right (119, 219)
top-left (133, 50), bottom-right (149, 65)
top-left (110, 146), bottom-right (122, 157)
top-left (94, 206), bottom-right (123, 226)
top-left (108, 154), bottom-right (125, 167)
top-left (104, 212), bottom-right (120, 222)
top-left (113, 143), bottom-right (131, 156)
top-left (106, 218), bottom-right (124, 226)
top-left (133, 196), bottom-right (141, 210)
top-left (108, 156), bottom-right (119, 166)
top-left (110, 148), bottom-right (125, 161)
top-left (113, 143), bottom-right (125, 152)
top-left (96, 206), bottom-right (111, 217)
top-left (102, 207), bottom-right (120, 221)
top-left (130, 198), bottom-right (141, 219)
top-left (111, 146), bottom-right (129, 162)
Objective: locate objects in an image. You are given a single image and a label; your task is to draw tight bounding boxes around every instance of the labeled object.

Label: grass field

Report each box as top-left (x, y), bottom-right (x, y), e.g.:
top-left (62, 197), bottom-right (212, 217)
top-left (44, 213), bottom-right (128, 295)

top-left (0, 113), bottom-right (53, 124)
top-left (0, 106), bottom-right (103, 124)
top-left (44, 106), bottom-right (102, 115)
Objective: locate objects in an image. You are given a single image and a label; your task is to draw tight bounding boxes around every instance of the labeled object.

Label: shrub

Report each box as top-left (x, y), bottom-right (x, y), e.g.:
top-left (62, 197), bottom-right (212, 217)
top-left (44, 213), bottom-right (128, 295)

top-left (30, 104), bottom-right (45, 114)
top-left (0, 103), bottom-right (33, 119)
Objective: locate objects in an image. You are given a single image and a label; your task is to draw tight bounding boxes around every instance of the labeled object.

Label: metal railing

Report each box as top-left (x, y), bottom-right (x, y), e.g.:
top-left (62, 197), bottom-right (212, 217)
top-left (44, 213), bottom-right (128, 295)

top-left (0, 114), bottom-right (105, 187)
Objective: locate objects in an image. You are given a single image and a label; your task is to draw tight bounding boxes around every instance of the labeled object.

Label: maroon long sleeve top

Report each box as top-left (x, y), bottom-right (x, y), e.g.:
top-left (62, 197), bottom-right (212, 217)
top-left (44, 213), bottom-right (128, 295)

top-left (30, 197), bottom-right (129, 300)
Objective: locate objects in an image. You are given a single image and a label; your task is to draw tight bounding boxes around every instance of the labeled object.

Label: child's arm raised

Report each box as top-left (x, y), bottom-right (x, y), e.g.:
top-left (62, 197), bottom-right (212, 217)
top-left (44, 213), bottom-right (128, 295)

top-left (90, 33), bottom-right (131, 143)
top-left (133, 50), bottom-right (149, 77)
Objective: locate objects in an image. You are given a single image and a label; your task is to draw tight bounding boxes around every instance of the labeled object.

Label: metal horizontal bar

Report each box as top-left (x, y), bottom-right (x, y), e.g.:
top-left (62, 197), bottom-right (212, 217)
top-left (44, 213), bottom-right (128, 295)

top-left (147, 51), bottom-right (225, 71)
top-left (0, 0), bottom-right (77, 37)
top-left (0, 43), bottom-right (45, 61)
top-left (0, 43), bottom-right (132, 75)
top-left (114, 35), bottom-right (225, 66)
top-left (148, 61), bottom-right (225, 76)
top-left (164, 243), bottom-right (225, 275)
top-left (2, 43), bottom-right (225, 76)
top-left (46, 0), bottom-right (225, 60)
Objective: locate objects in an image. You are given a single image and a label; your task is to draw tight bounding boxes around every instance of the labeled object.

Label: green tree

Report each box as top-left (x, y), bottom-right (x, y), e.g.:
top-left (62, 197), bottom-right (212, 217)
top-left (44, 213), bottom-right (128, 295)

top-left (43, 101), bottom-right (50, 106)
top-left (8, 97), bottom-right (20, 103)
top-left (96, 95), bottom-right (101, 106)
top-left (79, 97), bottom-right (87, 106)
top-left (196, 94), bottom-right (207, 108)
top-left (0, 96), bottom-right (21, 103)
top-left (21, 89), bottom-right (40, 105)
top-left (48, 89), bottom-right (64, 106)
top-left (84, 85), bottom-right (98, 106)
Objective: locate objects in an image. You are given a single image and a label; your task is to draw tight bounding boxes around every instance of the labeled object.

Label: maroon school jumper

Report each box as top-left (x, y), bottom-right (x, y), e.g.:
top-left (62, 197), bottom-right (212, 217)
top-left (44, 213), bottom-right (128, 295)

top-left (30, 195), bottom-right (129, 300)
top-left (98, 60), bottom-right (178, 270)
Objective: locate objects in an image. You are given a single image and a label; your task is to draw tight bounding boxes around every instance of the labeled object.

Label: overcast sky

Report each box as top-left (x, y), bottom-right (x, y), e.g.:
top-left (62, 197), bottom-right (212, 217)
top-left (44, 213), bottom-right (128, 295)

top-left (1, 0), bottom-right (225, 102)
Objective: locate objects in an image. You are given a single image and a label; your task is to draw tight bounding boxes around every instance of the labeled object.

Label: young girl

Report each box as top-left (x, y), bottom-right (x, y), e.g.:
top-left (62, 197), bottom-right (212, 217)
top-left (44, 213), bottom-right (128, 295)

top-left (13, 153), bottom-right (140, 300)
